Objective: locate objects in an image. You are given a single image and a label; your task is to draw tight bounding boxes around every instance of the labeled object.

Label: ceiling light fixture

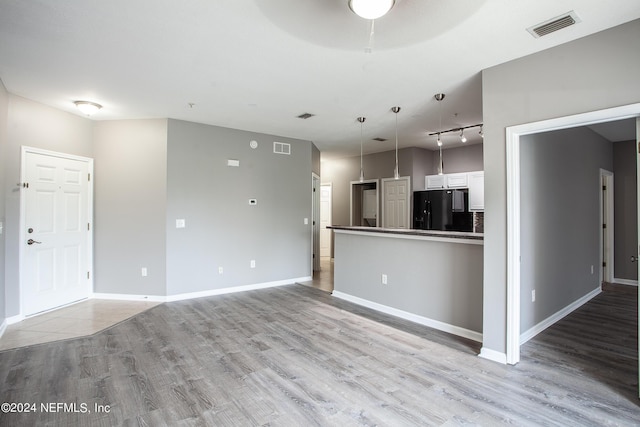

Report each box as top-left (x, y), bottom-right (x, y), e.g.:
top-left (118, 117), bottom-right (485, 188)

top-left (74, 100), bottom-right (102, 116)
top-left (349, 0), bottom-right (395, 20)
top-left (435, 93), bottom-right (445, 175)
top-left (391, 106), bottom-right (401, 179)
top-left (357, 116), bottom-right (366, 182)
top-left (459, 129), bottom-right (467, 143)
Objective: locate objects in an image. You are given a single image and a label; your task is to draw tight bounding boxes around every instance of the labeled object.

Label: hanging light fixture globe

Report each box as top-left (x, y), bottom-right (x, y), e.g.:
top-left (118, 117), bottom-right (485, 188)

top-left (349, 0), bottom-right (395, 20)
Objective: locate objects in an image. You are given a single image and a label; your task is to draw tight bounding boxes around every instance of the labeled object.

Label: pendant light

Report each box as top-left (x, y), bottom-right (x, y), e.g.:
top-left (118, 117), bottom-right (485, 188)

top-left (391, 106), bottom-right (401, 179)
top-left (357, 116), bottom-right (366, 182)
top-left (434, 93), bottom-right (445, 175)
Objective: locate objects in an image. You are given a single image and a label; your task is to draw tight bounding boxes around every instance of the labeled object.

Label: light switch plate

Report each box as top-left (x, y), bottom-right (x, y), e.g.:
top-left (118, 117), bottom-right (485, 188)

top-left (176, 219), bottom-right (186, 228)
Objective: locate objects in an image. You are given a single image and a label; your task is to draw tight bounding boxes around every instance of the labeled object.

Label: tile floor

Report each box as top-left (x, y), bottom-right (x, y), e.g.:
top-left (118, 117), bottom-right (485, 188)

top-left (0, 299), bottom-right (160, 351)
top-left (1, 258), bottom-right (334, 352)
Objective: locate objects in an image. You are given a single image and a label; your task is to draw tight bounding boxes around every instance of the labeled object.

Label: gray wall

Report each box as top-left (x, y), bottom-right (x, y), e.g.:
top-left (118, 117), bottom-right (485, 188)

top-left (519, 127), bottom-right (613, 333)
top-left (434, 143), bottom-right (483, 174)
top-left (0, 81), bottom-right (7, 322)
top-left (93, 120), bottom-right (168, 296)
top-left (166, 119), bottom-right (313, 295)
top-left (334, 232), bottom-right (483, 333)
top-left (3, 95), bottom-right (93, 318)
top-left (613, 140), bottom-right (638, 281)
top-left (482, 19), bottom-right (640, 354)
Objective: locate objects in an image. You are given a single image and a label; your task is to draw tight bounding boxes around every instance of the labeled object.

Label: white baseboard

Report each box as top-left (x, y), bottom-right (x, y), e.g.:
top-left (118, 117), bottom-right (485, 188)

top-left (613, 278), bottom-right (638, 287)
top-left (92, 293), bottom-right (166, 302)
top-left (92, 277), bottom-right (312, 303)
top-left (332, 291), bottom-right (482, 343)
top-left (6, 314), bottom-right (25, 325)
top-left (165, 277), bottom-right (311, 302)
top-left (0, 319), bottom-right (6, 339)
top-left (520, 286), bottom-right (601, 345)
top-left (478, 347), bottom-right (507, 364)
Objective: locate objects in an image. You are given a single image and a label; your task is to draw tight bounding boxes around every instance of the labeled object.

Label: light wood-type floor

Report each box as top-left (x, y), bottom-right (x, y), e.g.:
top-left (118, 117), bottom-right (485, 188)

top-left (0, 280), bottom-right (637, 426)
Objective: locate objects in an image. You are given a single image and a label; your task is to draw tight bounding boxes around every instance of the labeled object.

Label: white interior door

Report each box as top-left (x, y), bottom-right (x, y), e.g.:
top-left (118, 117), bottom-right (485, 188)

top-left (22, 148), bottom-right (92, 316)
top-left (320, 183), bottom-right (332, 258)
top-left (382, 177), bottom-right (410, 229)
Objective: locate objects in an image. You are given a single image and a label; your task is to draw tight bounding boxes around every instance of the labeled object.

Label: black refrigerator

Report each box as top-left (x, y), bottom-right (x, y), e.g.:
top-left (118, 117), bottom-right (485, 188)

top-left (413, 190), bottom-right (473, 231)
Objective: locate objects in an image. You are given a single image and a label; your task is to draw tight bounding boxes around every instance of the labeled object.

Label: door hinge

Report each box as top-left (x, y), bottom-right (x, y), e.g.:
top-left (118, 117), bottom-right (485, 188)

top-left (602, 223), bottom-right (607, 229)
top-left (602, 262), bottom-right (607, 267)
top-left (638, 141), bottom-right (640, 154)
top-left (602, 185), bottom-right (606, 191)
top-left (88, 173), bottom-right (91, 181)
top-left (87, 223), bottom-right (90, 231)
top-left (87, 271), bottom-right (90, 279)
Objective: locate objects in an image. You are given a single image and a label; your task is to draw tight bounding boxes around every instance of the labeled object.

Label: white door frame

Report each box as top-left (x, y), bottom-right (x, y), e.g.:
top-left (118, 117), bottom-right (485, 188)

top-left (312, 173), bottom-right (320, 271)
top-left (19, 146), bottom-right (94, 318)
top-left (381, 176), bottom-right (411, 229)
top-left (600, 169), bottom-right (614, 284)
top-left (506, 102), bottom-right (640, 365)
top-left (636, 116), bottom-right (640, 399)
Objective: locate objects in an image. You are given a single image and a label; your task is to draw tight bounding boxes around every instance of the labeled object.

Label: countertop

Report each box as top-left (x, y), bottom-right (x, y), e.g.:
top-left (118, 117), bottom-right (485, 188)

top-left (328, 226), bottom-right (484, 241)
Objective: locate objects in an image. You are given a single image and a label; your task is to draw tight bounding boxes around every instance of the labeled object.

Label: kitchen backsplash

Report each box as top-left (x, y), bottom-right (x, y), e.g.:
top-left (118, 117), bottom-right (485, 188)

top-left (473, 212), bottom-right (484, 234)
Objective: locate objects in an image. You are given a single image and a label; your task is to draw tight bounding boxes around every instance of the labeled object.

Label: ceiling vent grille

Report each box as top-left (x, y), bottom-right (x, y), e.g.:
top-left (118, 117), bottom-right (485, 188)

top-left (273, 141), bottom-right (291, 155)
top-left (296, 113), bottom-right (315, 120)
top-left (372, 137), bottom-right (387, 142)
top-left (527, 11), bottom-right (580, 38)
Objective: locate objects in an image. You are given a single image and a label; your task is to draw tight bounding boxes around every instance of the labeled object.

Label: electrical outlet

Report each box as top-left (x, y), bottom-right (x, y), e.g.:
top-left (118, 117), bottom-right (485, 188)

top-left (531, 289), bottom-right (535, 302)
top-left (250, 260), bottom-right (256, 269)
top-left (381, 274), bottom-right (388, 285)
top-left (141, 267), bottom-right (148, 277)
top-left (218, 267), bottom-right (223, 274)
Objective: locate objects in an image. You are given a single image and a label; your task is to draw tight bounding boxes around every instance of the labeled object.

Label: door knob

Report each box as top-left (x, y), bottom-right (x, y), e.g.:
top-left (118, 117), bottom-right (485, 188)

top-left (27, 239), bottom-right (42, 245)
top-left (632, 256), bottom-right (637, 263)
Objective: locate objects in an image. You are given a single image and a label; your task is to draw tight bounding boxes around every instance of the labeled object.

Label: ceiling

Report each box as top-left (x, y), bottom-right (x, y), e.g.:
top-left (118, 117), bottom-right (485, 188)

top-left (1, 0), bottom-right (639, 159)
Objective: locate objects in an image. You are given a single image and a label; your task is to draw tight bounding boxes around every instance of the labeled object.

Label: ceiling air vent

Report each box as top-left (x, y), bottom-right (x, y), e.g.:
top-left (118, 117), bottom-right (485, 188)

top-left (373, 137), bottom-right (387, 142)
top-left (273, 141), bottom-right (291, 155)
top-left (527, 11), bottom-right (581, 38)
top-left (296, 113), bottom-right (315, 119)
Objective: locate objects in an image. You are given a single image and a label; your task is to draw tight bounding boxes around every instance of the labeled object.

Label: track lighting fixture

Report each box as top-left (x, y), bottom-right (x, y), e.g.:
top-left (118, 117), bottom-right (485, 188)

top-left (437, 133), bottom-right (443, 147)
top-left (479, 125), bottom-right (484, 138)
top-left (459, 129), bottom-right (467, 143)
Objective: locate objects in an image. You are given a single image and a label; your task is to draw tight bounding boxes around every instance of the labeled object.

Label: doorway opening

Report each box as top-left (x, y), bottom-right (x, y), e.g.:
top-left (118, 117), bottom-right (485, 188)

top-left (350, 179), bottom-right (379, 227)
top-left (505, 102), bottom-right (640, 365)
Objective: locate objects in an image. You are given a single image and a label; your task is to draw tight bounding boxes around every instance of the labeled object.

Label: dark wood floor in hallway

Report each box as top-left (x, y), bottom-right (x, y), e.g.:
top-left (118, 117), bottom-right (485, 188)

top-left (0, 284), bottom-right (637, 426)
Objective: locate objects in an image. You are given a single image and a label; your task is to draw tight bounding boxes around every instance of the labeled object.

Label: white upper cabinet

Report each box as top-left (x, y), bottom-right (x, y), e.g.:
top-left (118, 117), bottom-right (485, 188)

top-left (445, 173), bottom-right (468, 188)
top-left (425, 174), bottom-right (445, 189)
top-left (468, 171), bottom-right (484, 211)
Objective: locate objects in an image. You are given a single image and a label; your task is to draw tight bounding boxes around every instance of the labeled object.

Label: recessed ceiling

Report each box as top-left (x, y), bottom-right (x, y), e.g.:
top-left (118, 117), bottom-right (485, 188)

top-left (0, 0), bottom-right (638, 160)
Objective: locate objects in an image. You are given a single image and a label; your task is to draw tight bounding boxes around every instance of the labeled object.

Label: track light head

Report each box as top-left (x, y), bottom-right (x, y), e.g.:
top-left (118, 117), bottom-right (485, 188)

top-left (459, 129), bottom-right (467, 143)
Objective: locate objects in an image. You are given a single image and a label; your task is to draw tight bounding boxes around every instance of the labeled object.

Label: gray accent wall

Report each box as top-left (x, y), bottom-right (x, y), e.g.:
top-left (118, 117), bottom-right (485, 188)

top-left (519, 127), bottom-right (613, 333)
top-left (165, 119), bottom-right (313, 295)
top-left (482, 19), bottom-right (640, 354)
top-left (3, 95), bottom-right (93, 318)
top-left (613, 140), bottom-right (638, 281)
top-left (93, 120), bottom-right (168, 296)
top-left (434, 143), bottom-right (483, 174)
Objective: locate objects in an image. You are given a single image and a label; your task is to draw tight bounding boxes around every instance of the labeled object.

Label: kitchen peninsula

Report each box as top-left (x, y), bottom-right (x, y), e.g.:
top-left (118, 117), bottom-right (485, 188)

top-left (329, 226), bottom-right (483, 342)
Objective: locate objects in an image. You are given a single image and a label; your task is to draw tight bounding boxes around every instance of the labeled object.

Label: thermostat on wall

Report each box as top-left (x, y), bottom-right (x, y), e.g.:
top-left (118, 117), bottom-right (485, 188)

top-left (249, 140), bottom-right (258, 149)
